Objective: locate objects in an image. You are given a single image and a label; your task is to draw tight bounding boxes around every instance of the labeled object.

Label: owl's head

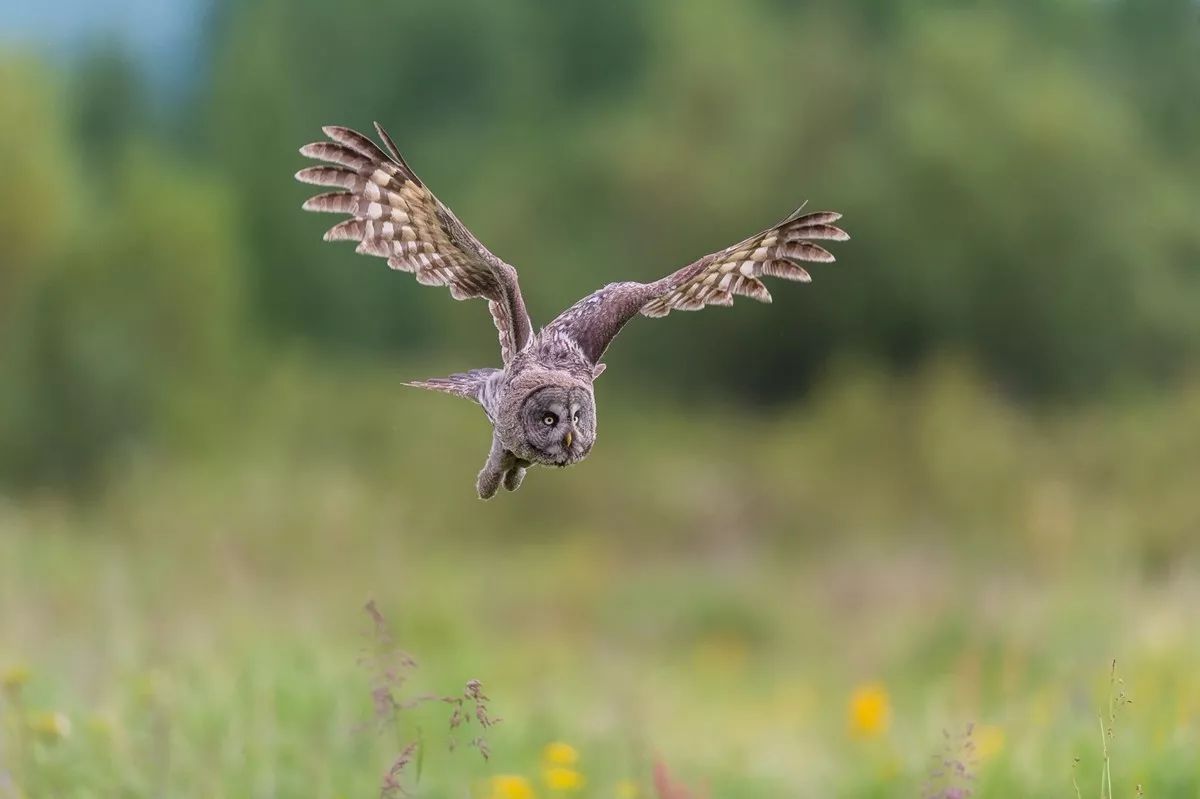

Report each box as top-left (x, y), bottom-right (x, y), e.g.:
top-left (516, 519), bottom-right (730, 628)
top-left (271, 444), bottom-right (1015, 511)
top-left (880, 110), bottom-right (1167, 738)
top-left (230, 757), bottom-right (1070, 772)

top-left (500, 374), bottom-right (596, 467)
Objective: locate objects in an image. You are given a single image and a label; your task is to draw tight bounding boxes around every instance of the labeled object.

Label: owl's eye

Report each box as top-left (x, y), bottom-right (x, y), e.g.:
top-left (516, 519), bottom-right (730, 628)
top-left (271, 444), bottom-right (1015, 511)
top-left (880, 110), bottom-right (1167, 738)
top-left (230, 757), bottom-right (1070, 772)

top-left (542, 413), bottom-right (557, 426)
top-left (572, 412), bottom-right (580, 424)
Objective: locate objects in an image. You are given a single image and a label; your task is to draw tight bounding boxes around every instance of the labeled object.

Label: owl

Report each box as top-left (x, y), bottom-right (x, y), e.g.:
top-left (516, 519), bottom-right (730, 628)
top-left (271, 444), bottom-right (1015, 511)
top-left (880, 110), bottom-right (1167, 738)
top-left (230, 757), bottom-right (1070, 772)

top-left (296, 124), bottom-right (848, 498)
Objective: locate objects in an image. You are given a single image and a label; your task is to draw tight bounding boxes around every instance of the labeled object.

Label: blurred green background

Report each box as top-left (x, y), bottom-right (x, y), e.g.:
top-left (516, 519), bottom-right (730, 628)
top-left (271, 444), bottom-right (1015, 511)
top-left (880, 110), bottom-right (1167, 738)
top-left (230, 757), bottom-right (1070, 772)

top-left (1, 1), bottom-right (1199, 797)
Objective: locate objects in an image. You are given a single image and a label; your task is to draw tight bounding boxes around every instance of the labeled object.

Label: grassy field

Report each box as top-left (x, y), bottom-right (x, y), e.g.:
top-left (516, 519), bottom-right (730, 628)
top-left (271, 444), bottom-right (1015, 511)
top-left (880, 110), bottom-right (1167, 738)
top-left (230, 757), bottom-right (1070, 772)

top-left (2, 362), bottom-right (1199, 798)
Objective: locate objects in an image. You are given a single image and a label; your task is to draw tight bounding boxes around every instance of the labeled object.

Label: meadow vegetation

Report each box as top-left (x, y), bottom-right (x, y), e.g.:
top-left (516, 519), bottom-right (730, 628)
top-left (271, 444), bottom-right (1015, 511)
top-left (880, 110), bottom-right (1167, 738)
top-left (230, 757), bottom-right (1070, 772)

top-left (2, 362), bottom-right (1199, 797)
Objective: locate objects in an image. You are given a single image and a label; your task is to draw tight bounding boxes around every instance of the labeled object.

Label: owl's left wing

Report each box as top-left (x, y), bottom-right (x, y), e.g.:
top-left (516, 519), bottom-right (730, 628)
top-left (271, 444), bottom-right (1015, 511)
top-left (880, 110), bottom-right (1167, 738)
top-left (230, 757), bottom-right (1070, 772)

top-left (296, 124), bottom-right (533, 364)
top-left (544, 208), bottom-right (848, 363)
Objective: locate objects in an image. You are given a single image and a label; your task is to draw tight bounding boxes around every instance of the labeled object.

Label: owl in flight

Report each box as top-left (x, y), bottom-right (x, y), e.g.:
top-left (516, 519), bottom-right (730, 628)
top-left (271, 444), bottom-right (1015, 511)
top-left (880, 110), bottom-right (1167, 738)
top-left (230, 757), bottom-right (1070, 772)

top-left (296, 124), bottom-right (848, 499)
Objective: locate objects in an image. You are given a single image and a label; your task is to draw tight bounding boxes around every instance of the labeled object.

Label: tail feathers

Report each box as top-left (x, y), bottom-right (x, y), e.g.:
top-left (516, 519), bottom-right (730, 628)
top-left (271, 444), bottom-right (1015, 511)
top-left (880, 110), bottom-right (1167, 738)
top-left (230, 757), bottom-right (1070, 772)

top-left (404, 368), bottom-right (500, 404)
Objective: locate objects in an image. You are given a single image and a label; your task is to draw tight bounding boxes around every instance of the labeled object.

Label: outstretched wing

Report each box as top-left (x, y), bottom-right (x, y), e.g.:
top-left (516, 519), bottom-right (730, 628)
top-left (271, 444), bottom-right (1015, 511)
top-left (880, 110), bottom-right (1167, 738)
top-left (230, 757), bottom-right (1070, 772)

top-left (639, 209), bottom-right (847, 317)
top-left (544, 208), bottom-right (848, 363)
top-left (296, 124), bottom-right (533, 364)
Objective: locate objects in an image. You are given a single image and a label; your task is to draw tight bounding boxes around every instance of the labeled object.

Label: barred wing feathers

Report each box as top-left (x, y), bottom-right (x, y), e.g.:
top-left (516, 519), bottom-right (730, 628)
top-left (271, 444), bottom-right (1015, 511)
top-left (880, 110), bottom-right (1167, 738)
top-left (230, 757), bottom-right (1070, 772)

top-left (295, 124), bottom-right (532, 363)
top-left (640, 209), bottom-right (848, 318)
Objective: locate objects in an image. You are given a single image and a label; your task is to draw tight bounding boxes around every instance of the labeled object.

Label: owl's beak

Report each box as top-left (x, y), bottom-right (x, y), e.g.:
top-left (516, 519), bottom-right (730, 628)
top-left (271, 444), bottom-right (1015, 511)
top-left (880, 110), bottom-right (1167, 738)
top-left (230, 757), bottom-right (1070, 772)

top-left (563, 431), bottom-right (573, 449)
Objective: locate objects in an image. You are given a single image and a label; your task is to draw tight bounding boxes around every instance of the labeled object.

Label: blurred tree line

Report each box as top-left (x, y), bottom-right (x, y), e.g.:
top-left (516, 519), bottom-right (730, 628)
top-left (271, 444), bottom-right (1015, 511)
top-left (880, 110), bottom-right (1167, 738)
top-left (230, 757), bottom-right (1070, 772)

top-left (1, 0), bottom-right (1198, 491)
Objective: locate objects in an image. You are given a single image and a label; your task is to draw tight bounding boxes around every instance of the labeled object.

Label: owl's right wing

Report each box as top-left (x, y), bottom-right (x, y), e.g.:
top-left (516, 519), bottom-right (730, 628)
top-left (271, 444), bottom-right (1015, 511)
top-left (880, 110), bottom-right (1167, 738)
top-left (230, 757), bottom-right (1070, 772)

top-left (296, 124), bottom-right (533, 364)
top-left (544, 208), bottom-right (848, 363)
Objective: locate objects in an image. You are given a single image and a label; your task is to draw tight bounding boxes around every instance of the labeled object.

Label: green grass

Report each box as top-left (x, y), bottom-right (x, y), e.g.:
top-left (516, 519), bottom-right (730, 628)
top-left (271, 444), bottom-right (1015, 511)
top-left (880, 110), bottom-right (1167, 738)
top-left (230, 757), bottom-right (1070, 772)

top-left (2, 361), bottom-right (1199, 798)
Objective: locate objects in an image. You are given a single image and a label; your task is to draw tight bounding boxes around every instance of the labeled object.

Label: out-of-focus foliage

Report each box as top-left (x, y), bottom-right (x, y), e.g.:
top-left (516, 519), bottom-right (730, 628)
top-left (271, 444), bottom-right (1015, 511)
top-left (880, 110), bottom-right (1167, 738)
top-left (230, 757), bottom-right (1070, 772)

top-left (0, 59), bottom-right (72, 318)
top-left (0, 57), bottom-right (241, 490)
top-left (73, 44), bottom-right (149, 168)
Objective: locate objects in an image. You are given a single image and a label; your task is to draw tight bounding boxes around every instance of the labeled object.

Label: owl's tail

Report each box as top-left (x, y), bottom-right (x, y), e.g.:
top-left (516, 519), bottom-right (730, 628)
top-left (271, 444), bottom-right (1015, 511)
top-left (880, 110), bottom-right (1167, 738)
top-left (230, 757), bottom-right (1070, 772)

top-left (403, 368), bottom-right (501, 408)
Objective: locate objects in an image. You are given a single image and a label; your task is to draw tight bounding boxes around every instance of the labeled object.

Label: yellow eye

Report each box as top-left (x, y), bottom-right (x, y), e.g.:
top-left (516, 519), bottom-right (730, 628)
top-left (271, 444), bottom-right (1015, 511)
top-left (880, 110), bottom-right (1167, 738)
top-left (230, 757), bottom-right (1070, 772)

top-left (543, 414), bottom-right (557, 426)
top-left (572, 412), bottom-right (580, 424)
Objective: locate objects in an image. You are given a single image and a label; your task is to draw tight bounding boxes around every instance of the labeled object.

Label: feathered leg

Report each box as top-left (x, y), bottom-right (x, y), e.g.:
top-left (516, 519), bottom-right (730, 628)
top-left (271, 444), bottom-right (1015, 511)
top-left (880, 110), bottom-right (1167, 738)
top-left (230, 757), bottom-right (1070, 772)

top-left (477, 434), bottom-right (521, 500)
top-left (503, 461), bottom-right (528, 492)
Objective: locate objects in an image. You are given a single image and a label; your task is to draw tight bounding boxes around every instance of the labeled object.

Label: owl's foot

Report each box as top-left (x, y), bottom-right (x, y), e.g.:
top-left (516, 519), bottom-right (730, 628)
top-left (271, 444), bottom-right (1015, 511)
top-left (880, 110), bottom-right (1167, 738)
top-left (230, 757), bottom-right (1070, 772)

top-left (476, 464), bottom-right (504, 500)
top-left (503, 465), bottom-right (526, 492)
top-left (478, 438), bottom-right (524, 499)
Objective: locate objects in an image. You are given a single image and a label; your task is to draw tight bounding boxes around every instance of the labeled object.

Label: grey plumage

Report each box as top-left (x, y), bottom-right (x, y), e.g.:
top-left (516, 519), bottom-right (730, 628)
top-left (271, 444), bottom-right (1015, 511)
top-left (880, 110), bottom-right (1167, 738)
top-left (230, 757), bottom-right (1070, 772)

top-left (296, 124), bottom-right (848, 498)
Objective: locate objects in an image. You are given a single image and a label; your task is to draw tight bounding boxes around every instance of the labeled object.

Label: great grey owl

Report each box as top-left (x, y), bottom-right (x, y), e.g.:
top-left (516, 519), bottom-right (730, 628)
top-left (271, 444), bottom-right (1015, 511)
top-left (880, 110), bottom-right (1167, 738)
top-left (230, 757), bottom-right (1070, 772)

top-left (295, 124), bottom-right (848, 499)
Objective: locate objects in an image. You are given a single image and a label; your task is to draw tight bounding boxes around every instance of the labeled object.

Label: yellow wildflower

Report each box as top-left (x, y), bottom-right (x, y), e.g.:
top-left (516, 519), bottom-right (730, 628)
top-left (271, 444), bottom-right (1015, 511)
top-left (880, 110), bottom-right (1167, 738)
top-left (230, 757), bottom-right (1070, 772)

top-left (615, 779), bottom-right (640, 799)
top-left (542, 767), bottom-right (585, 792)
top-left (1, 663), bottom-right (31, 692)
top-left (975, 724), bottom-right (1005, 761)
top-left (27, 711), bottom-right (72, 742)
top-left (490, 774), bottom-right (535, 799)
top-left (542, 741), bottom-right (579, 767)
top-left (848, 682), bottom-right (891, 738)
